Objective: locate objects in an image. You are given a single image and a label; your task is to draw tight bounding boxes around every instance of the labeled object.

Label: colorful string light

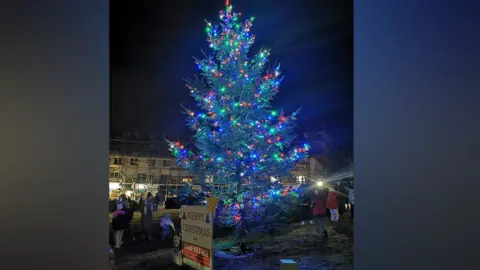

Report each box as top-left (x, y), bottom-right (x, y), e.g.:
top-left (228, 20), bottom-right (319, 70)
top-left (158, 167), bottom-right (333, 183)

top-left (168, 5), bottom-right (309, 192)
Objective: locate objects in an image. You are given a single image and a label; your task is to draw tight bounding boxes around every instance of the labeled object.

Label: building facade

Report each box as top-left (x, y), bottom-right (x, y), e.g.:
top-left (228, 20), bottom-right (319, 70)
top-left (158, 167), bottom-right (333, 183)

top-left (109, 153), bottom-right (194, 184)
top-left (108, 153), bottom-right (196, 199)
top-left (281, 156), bottom-right (325, 185)
top-left (108, 134), bottom-right (196, 198)
top-left (108, 133), bottom-right (329, 197)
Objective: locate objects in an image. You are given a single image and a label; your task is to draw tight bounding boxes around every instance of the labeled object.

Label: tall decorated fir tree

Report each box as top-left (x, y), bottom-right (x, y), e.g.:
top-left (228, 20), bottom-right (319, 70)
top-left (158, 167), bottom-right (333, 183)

top-left (168, 3), bottom-right (309, 234)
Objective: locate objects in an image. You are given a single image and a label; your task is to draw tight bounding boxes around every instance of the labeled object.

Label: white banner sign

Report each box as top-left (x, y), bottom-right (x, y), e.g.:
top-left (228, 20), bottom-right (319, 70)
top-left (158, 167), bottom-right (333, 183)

top-left (180, 205), bottom-right (213, 270)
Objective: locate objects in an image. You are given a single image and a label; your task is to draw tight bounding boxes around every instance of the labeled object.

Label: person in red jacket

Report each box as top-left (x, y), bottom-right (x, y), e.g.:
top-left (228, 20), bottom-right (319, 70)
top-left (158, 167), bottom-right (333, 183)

top-left (326, 188), bottom-right (340, 222)
top-left (312, 189), bottom-right (328, 237)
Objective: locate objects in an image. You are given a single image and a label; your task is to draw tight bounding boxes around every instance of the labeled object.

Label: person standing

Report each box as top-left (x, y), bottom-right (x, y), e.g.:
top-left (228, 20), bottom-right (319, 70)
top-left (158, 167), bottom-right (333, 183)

top-left (345, 186), bottom-right (354, 219)
top-left (335, 183), bottom-right (348, 219)
top-left (326, 188), bottom-right (340, 222)
top-left (119, 194), bottom-right (129, 209)
top-left (153, 192), bottom-right (160, 212)
top-left (141, 192), bottom-right (154, 242)
top-left (120, 194), bottom-right (134, 242)
top-left (312, 188), bottom-right (328, 237)
top-left (112, 203), bottom-right (128, 248)
top-left (299, 184), bottom-right (313, 225)
top-left (157, 190), bottom-right (166, 209)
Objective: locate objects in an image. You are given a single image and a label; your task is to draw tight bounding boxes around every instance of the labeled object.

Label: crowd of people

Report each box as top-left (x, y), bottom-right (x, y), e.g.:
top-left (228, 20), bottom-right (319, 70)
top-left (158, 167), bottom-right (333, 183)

top-left (109, 192), bottom-right (164, 213)
top-left (298, 182), bottom-right (354, 237)
top-left (110, 182), bottom-right (354, 248)
top-left (110, 192), bottom-right (160, 249)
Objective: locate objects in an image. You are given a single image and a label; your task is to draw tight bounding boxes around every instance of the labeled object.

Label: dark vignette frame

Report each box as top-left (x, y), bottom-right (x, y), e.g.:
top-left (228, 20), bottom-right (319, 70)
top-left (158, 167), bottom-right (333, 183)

top-left (0, 1), bottom-right (108, 270)
top-left (354, 1), bottom-right (479, 269)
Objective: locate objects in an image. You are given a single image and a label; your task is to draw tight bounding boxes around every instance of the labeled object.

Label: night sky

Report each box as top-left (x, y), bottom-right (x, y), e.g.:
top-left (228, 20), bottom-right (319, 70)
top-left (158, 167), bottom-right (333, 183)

top-left (110, 0), bottom-right (353, 153)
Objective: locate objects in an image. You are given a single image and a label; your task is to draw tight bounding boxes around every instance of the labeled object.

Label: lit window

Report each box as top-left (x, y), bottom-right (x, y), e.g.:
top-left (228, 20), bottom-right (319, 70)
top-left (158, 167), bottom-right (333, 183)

top-left (114, 158), bottom-right (122, 165)
top-left (109, 182), bottom-right (120, 190)
top-left (296, 176), bottom-right (306, 183)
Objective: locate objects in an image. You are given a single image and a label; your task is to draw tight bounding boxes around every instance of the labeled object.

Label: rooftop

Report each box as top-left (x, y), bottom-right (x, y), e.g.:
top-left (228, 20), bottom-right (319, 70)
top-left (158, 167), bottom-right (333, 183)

top-left (109, 135), bottom-right (172, 157)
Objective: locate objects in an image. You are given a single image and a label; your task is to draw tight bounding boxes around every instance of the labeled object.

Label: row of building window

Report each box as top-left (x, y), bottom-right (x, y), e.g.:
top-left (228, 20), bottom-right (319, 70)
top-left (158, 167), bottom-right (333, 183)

top-left (109, 157), bottom-right (174, 167)
top-left (110, 172), bottom-right (176, 182)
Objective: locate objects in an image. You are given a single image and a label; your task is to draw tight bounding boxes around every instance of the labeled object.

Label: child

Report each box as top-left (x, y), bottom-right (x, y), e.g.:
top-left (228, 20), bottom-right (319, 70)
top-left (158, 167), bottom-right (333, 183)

top-left (326, 188), bottom-right (340, 222)
top-left (112, 203), bottom-right (128, 248)
top-left (160, 214), bottom-right (175, 240)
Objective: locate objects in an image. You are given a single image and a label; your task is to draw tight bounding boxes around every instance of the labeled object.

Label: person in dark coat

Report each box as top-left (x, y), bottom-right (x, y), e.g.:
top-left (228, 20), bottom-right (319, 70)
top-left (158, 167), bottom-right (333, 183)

top-left (109, 199), bottom-right (117, 213)
top-left (312, 188), bottom-right (328, 236)
top-left (141, 192), bottom-right (155, 242)
top-left (153, 192), bottom-right (160, 212)
top-left (120, 194), bottom-right (135, 242)
top-left (298, 184), bottom-right (313, 225)
top-left (138, 194), bottom-right (145, 211)
top-left (317, 185), bottom-right (330, 218)
top-left (112, 203), bottom-right (129, 248)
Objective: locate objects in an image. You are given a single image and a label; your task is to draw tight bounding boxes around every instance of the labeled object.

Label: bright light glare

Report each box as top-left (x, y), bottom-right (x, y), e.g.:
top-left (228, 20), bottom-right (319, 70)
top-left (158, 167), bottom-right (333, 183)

top-left (317, 181), bottom-right (323, 187)
top-left (109, 182), bottom-right (120, 190)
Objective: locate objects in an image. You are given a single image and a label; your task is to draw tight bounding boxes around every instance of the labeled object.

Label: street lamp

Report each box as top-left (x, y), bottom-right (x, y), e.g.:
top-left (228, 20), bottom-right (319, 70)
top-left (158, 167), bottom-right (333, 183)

top-left (317, 181), bottom-right (323, 187)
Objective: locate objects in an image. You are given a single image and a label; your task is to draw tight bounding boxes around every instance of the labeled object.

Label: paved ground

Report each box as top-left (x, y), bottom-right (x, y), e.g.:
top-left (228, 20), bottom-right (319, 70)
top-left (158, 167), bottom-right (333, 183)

top-left (111, 214), bottom-right (353, 270)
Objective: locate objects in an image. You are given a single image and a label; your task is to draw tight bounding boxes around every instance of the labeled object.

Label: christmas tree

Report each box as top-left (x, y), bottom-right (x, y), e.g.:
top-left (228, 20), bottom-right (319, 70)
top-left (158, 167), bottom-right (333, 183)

top-left (168, 3), bottom-right (309, 235)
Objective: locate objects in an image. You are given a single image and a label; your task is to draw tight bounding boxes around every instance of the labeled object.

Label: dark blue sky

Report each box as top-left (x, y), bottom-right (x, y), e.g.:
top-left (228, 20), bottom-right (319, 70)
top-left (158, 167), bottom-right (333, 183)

top-left (110, 0), bottom-right (352, 153)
